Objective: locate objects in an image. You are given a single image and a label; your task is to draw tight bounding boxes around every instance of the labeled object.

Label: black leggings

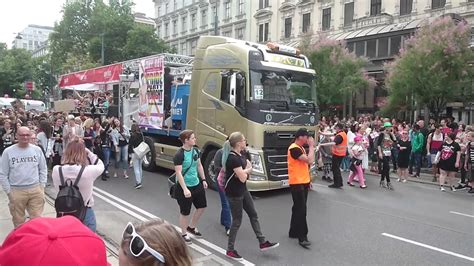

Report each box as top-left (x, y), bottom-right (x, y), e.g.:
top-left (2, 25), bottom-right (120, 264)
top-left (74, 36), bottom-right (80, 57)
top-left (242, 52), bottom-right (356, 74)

top-left (381, 156), bottom-right (391, 183)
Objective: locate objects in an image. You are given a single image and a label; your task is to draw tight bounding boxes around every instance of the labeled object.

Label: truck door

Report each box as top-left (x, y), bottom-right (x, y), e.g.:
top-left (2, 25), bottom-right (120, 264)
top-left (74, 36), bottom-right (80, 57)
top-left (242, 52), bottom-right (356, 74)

top-left (216, 71), bottom-right (246, 135)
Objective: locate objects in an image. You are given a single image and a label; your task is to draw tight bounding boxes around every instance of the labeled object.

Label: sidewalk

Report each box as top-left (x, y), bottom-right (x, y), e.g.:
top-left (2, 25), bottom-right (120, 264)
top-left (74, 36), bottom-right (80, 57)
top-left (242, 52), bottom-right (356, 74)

top-left (0, 191), bottom-right (119, 266)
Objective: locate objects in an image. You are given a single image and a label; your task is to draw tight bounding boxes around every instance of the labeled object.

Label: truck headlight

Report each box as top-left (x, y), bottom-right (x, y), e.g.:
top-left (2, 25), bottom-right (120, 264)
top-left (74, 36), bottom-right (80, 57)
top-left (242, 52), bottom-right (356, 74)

top-left (248, 174), bottom-right (266, 181)
top-left (249, 152), bottom-right (264, 174)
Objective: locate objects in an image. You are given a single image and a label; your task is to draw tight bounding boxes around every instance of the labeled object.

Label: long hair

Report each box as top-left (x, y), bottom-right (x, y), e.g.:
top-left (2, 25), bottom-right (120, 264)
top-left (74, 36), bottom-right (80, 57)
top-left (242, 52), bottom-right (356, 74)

top-left (131, 123), bottom-right (141, 134)
top-left (83, 118), bottom-right (94, 130)
top-left (61, 139), bottom-right (88, 166)
top-left (38, 120), bottom-right (52, 139)
top-left (121, 219), bottom-right (192, 266)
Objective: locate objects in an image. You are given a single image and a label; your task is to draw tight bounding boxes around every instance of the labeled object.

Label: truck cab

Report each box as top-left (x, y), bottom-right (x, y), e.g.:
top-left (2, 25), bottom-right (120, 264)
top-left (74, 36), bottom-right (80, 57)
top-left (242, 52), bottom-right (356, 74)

top-left (186, 36), bottom-right (318, 191)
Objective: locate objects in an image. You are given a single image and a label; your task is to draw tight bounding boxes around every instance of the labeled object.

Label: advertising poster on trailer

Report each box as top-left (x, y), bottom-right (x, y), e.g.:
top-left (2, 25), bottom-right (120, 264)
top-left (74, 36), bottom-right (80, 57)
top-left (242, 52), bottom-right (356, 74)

top-left (138, 56), bottom-right (164, 129)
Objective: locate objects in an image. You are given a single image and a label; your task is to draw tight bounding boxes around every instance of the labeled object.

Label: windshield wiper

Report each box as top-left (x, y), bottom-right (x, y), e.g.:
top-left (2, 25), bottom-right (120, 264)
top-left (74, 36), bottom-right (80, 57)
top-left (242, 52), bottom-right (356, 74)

top-left (294, 102), bottom-right (315, 112)
top-left (259, 100), bottom-right (288, 111)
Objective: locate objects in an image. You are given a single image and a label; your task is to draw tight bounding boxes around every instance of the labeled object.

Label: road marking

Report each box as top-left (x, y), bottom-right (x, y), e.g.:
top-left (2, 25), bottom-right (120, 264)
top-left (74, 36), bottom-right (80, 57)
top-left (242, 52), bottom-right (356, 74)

top-left (93, 187), bottom-right (255, 266)
top-left (382, 233), bottom-right (474, 262)
top-left (449, 211), bottom-right (474, 218)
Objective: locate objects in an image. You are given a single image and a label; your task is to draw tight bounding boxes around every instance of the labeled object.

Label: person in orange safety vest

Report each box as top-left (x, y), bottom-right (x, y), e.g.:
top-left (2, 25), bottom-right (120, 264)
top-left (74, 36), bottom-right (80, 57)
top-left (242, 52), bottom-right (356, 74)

top-left (329, 123), bottom-right (347, 188)
top-left (287, 128), bottom-right (315, 248)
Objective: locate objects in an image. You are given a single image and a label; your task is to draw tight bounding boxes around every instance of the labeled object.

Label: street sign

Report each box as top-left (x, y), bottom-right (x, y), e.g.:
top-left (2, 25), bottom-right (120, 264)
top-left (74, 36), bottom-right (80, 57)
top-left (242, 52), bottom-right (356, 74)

top-left (24, 81), bottom-right (35, 91)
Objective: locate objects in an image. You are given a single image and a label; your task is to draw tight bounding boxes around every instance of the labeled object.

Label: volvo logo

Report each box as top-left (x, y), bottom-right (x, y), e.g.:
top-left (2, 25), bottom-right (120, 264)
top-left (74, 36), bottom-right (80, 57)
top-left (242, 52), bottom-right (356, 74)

top-left (265, 114), bottom-right (272, 122)
top-left (310, 116), bottom-right (315, 123)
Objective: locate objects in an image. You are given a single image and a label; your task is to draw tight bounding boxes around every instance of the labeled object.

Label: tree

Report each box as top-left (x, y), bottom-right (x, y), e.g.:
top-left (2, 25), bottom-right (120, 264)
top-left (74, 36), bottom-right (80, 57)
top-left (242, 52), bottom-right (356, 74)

top-left (301, 35), bottom-right (374, 117)
top-left (123, 24), bottom-right (170, 60)
top-left (0, 48), bottom-right (34, 98)
top-left (384, 17), bottom-right (474, 119)
top-left (50, 0), bottom-right (171, 73)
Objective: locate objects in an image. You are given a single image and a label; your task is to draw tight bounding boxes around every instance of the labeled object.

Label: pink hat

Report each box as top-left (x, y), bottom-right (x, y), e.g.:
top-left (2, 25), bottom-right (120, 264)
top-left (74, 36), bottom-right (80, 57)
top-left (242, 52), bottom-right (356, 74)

top-left (354, 135), bottom-right (363, 142)
top-left (0, 216), bottom-right (110, 266)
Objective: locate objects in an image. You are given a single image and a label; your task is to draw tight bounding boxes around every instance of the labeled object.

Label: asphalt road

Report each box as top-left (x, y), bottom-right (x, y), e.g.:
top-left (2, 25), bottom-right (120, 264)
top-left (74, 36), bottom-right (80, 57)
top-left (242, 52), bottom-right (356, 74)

top-left (92, 167), bottom-right (474, 266)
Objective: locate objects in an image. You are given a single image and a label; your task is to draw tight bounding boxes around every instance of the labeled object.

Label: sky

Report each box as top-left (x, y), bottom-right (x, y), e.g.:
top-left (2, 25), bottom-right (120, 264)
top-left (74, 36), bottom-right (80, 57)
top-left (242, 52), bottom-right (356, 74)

top-left (0, 0), bottom-right (155, 47)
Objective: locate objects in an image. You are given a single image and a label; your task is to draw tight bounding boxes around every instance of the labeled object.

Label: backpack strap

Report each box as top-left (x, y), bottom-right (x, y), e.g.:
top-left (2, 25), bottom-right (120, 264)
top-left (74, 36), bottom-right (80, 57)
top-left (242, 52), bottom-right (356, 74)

top-left (58, 166), bottom-right (65, 186)
top-left (73, 165), bottom-right (86, 187)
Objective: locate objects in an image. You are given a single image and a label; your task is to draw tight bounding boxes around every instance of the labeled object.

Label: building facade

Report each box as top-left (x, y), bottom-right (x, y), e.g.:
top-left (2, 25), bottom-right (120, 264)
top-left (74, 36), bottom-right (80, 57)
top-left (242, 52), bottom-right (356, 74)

top-left (12, 24), bottom-right (54, 52)
top-left (152, 0), bottom-right (474, 122)
top-left (134, 12), bottom-right (156, 28)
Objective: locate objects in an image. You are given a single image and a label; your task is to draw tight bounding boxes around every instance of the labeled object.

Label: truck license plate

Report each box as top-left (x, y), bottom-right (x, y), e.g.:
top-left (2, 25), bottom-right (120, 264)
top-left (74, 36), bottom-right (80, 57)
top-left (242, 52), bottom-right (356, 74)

top-left (281, 180), bottom-right (289, 187)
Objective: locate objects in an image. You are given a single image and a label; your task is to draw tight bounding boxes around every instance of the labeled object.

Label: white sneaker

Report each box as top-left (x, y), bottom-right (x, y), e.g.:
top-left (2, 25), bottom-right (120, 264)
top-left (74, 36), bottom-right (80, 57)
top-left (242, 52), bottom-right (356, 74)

top-left (450, 186), bottom-right (456, 192)
top-left (440, 187), bottom-right (446, 192)
top-left (402, 179), bottom-right (407, 183)
top-left (397, 178), bottom-right (401, 182)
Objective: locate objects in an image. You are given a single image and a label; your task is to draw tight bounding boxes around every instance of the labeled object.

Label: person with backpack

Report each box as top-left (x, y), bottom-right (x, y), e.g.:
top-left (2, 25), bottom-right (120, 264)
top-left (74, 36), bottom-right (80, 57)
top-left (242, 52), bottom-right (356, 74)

top-left (223, 132), bottom-right (279, 261)
top-left (172, 130), bottom-right (208, 245)
top-left (0, 126), bottom-right (47, 228)
top-left (52, 138), bottom-right (104, 232)
top-left (212, 142), bottom-right (232, 236)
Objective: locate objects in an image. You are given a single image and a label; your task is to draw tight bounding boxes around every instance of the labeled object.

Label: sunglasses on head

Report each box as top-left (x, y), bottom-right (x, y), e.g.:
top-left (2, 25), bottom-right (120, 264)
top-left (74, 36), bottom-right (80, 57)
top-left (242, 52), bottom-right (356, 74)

top-left (122, 222), bottom-right (165, 263)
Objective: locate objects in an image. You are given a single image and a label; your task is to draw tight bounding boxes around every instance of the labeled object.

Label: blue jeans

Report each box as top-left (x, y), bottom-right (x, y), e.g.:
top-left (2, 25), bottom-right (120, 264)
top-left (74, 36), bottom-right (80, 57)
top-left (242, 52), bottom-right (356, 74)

top-left (218, 186), bottom-right (231, 230)
top-left (341, 156), bottom-right (350, 170)
top-left (102, 146), bottom-right (111, 174)
top-left (115, 145), bottom-right (129, 170)
top-left (409, 151), bottom-right (422, 176)
top-left (83, 207), bottom-right (96, 232)
top-left (132, 154), bottom-right (143, 185)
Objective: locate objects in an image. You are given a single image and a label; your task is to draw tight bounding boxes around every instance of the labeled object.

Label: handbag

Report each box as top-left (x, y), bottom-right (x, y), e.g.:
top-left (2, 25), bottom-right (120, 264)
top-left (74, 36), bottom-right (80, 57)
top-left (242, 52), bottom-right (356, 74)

top-left (169, 148), bottom-right (195, 199)
top-left (133, 139), bottom-right (150, 159)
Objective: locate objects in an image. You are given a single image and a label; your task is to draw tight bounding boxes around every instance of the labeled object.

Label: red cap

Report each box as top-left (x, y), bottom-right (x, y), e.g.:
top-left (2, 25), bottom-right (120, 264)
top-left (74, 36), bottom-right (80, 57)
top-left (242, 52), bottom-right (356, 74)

top-left (0, 216), bottom-right (110, 266)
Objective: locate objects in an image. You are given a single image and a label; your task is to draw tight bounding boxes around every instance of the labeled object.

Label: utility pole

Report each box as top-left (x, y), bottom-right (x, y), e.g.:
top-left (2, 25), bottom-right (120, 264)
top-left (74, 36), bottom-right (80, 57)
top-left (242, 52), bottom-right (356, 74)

top-left (100, 33), bottom-right (105, 65)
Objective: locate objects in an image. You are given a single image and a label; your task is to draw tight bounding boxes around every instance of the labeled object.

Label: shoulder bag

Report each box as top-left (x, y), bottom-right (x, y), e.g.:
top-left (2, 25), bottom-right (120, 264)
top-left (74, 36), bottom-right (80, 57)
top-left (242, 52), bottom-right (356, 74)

top-left (168, 148), bottom-right (195, 199)
top-left (133, 133), bottom-right (150, 159)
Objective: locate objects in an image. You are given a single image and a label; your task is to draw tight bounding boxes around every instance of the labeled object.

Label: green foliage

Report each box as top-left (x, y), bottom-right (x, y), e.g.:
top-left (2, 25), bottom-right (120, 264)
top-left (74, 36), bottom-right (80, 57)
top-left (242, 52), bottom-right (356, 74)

top-left (50, 0), bottom-right (170, 73)
top-left (385, 17), bottom-right (474, 118)
top-left (302, 36), bottom-right (373, 111)
top-left (0, 48), bottom-right (34, 97)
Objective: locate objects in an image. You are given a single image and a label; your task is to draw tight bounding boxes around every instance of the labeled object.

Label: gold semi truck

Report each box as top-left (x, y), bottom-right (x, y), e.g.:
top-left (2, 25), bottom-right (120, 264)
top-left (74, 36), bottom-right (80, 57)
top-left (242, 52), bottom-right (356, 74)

top-left (140, 36), bottom-right (318, 191)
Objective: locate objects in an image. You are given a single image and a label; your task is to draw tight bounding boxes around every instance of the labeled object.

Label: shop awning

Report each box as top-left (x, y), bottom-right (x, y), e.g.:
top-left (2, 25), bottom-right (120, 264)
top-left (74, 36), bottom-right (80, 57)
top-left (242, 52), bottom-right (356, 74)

top-left (58, 63), bottom-right (122, 88)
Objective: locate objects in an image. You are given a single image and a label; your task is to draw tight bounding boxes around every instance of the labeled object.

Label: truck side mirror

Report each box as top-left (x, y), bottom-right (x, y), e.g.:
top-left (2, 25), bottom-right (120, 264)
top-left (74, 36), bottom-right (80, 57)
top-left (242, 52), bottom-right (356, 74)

top-left (229, 73), bottom-right (237, 106)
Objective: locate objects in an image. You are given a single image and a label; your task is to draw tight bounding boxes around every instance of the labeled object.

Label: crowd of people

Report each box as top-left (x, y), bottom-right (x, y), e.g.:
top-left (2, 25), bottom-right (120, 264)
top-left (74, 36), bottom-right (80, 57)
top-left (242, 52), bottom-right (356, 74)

top-left (0, 103), bottom-right (472, 264)
top-left (316, 114), bottom-right (474, 193)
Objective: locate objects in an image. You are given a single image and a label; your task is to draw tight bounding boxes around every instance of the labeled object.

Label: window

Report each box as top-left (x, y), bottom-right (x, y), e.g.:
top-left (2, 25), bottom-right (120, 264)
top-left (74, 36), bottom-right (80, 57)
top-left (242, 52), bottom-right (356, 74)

top-left (284, 17), bottom-right (292, 38)
top-left (259, 23), bottom-right (269, 42)
top-left (165, 3), bottom-right (169, 13)
top-left (322, 8), bottom-right (330, 31)
top-left (236, 27), bottom-right (245, 39)
top-left (344, 2), bottom-right (354, 27)
top-left (400, 0), bottom-right (412, 15)
top-left (191, 13), bottom-right (196, 29)
top-left (224, 1), bottom-right (231, 19)
top-left (201, 9), bottom-right (207, 27)
top-left (190, 39), bottom-right (197, 55)
top-left (165, 23), bottom-right (169, 37)
top-left (347, 42), bottom-right (355, 53)
top-left (390, 36), bottom-right (401, 55)
top-left (378, 37), bottom-right (388, 57)
top-left (173, 20), bottom-right (177, 35)
top-left (302, 13), bottom-right (311, 33)
top-left (173, 0), bottom-right (177, 11)
top-left (366, 39), bottom-right (376, 58)
top-left (181, 42), bottom-right (187, 55)
top-left (182, 16), bottom-right (187, 32)
top-left (370, 0), bottom-right (382, 16)
top-left (157, 25), bottom-right (161, 38)
top-left (222, 30), bottom-right (232, 37)
top-left (238, 0), bottom-right (245, 15)
top-left (259, 0), bottom-right (269, 9)
top-left (355, 41), bottom-right (365, 56)
top-left (220, 75), bottom-right (231, 103)
top-left (431, 0), bottom-right (446, 9)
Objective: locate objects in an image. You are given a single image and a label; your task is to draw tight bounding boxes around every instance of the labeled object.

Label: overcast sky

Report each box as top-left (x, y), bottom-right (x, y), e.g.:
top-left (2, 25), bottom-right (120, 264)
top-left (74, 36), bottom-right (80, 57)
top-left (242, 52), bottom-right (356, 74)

top-left (0, 0), bottom-right (155, 47)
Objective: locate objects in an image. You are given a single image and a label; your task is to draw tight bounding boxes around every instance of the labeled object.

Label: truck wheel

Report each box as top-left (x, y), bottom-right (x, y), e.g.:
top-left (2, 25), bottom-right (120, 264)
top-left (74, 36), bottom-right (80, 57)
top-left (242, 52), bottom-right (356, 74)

top-left (203, 149), bottom-right (218, 191)
top-left (142, 137), bottom-right (157, 172)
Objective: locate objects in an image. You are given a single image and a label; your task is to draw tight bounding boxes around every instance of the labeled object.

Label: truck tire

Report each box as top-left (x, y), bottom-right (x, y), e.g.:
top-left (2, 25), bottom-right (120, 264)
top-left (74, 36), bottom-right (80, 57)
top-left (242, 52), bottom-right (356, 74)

top-left (142, 137), bottom-right (157, 172)
top-left (203, 148), bottom-right (218, 191)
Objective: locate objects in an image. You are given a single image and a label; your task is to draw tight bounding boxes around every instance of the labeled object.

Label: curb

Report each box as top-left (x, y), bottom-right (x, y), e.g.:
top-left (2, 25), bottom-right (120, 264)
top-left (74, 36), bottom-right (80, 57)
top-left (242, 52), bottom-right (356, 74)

top-left (363, 172), bottom-right (443, 187)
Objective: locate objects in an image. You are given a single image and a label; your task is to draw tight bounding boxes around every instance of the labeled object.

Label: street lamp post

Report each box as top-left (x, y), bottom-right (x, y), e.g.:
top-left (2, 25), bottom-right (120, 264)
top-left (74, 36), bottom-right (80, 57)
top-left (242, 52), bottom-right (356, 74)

top-left (100, 33), bottom-right (105, 66)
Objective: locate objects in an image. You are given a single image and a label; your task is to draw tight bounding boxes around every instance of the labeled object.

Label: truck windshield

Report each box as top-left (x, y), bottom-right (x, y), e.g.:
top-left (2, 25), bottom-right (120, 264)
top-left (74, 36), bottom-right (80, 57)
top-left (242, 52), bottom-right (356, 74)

top-left (250, 69), bottom-right (316, 110)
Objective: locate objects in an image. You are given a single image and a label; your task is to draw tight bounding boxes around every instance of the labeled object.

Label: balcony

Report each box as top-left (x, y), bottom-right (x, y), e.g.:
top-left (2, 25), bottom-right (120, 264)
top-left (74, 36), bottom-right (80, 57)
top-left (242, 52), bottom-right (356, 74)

top-left (355, 13), bottom-right (393, 29)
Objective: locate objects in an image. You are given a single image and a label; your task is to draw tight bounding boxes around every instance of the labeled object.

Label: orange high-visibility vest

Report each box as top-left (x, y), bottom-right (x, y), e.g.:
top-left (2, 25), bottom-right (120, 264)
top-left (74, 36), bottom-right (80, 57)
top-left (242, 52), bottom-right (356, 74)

top-left (287, 143), bottom-right (310, 185)
top-left (332, 131), bottom-right (348, 157)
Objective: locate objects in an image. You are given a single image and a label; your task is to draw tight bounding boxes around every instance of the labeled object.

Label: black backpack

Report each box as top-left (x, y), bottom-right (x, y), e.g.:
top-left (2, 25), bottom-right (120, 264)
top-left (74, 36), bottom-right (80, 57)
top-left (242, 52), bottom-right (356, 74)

top-left (55, 166), bottom-right (87, 221)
